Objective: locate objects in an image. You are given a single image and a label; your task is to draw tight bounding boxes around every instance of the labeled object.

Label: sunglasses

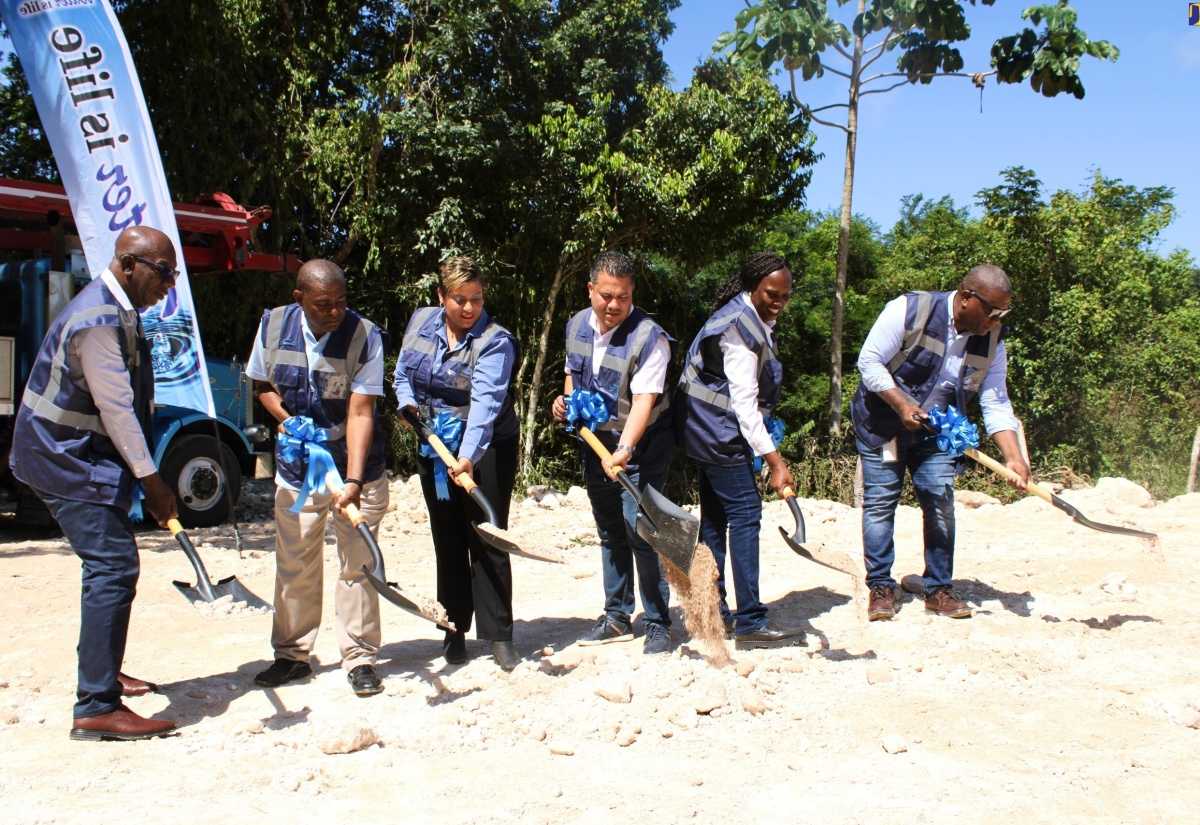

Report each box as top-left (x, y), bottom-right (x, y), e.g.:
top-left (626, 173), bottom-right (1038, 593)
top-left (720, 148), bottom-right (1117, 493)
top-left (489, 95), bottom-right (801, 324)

top-left (967, 289), bottom-right (1012, 319)
top-left (128, 254), bottom-right (180, 282)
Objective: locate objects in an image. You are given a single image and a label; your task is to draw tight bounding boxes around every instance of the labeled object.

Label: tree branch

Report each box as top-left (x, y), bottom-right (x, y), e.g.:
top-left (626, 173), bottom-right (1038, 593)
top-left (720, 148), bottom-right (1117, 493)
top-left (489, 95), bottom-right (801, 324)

top-left (788, 70), bottom-right (851, 133)
top-left (822, 65), bottom-right (854, 80)
top-left (861, 69), bottom-right (997, 85)
top-left (859, 79), bottom-right (910, 96)
top-left (860, 28), bottom-right (902, 72)
top-left (809, 102), bottom-right (850, 113)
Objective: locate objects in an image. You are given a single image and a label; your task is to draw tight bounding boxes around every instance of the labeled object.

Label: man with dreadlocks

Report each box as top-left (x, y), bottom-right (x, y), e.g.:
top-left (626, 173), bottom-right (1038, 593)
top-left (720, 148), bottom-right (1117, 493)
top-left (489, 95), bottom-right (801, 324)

top-left (853, 264), bottom-right (1029, 622)
top-left (675, 252), bottom-right (806, 650)
top-left (551, 251), bottom-right (676, 656)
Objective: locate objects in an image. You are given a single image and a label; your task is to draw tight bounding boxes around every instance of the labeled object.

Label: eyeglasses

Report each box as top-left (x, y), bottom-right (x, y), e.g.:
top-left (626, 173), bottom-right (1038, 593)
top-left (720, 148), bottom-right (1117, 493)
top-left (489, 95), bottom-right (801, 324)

top-left (128, 254), bottom-right (180, 283)
top-left (968, 289), bottom-right (1012, 319)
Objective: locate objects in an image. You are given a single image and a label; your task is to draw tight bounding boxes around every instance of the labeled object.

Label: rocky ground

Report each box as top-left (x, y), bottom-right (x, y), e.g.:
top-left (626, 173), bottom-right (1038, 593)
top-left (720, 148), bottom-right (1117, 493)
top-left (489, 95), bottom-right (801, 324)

top-left (1, 474), bottom-right (1198, 824)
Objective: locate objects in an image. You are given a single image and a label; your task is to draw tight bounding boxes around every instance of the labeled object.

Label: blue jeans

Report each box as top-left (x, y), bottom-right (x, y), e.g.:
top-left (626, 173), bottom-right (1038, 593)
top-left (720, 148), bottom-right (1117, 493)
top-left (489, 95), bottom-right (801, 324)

top-left (586, 466), bottom-right (671, 628)
top-left (857, 429), bottom-right (957, 591)
top-left (38, 492), bottom-right (140, 719)
top-left (697, 461), bottom-right (767, 634)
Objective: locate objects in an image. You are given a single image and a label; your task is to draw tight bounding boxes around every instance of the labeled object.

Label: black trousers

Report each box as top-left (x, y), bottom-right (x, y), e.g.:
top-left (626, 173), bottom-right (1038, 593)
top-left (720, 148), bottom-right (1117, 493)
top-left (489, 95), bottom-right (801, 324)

top-left (417, 436), bottom-right (517, 641)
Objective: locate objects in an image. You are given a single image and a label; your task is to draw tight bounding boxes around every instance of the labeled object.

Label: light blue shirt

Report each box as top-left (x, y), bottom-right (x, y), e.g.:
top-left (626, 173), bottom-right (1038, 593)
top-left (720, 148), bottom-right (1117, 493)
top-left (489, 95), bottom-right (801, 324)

top-left (393, 309), bottom-right (516, 466)
top-left (858, 293), bottom-right (1020, 435)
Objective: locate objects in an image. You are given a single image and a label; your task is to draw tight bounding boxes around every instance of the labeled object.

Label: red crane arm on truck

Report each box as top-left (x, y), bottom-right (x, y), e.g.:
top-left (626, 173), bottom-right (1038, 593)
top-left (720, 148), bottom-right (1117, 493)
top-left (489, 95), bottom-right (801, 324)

top-left (0, 177), bottom-right (300, 275)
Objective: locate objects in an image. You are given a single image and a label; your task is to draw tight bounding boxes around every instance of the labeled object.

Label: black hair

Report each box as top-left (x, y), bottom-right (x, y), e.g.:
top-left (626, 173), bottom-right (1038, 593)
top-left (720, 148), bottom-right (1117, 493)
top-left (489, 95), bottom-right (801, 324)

top-left (712, 252), bottom-right (789, 312)
top-left (589, 250), bottom-right (635, 283)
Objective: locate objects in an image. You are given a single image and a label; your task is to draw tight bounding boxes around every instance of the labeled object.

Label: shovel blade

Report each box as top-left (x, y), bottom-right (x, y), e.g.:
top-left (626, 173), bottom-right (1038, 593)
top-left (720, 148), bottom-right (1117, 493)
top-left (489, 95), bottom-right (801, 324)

top-left (777, 528), bottom-right (865, 578)
top-left (635, 485), bottom-right (700, 576)
top-left (472, 522), bottom-right (565, 564)
top-left (172, 576), bottom-right (274, 611)
top-left (362, 567), bottom-right (457, 632)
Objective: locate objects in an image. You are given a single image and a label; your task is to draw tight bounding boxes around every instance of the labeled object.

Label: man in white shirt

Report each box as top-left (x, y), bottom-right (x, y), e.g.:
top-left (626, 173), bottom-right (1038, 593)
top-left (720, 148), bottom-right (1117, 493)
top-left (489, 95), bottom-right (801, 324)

top-left (551, 251), bottom-right (676, 655)
top-left (852, 264), bottom-right (1030, 622)
top-left (11, 226), bottom-right (180, 740)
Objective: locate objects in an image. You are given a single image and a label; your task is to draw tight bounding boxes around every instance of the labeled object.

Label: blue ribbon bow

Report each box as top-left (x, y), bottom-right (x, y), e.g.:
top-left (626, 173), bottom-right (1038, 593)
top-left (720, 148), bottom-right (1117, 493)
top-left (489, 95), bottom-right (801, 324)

top-left (418, 411), bottom-right (464, 500)
top-left (754, 415), bottom-right (786, 472)
top-left (563, 388), bottom-right (611, 434)
top-left (926, 405), bottom-right (980, 458)
top-left (279, 416), bottom-right (340, 514)
top-left (129, 481), bottom-right (145, 523)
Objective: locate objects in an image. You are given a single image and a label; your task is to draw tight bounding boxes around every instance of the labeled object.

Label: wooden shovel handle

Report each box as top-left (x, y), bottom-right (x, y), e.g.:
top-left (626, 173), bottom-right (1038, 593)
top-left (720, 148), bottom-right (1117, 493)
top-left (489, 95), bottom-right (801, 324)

top-left (401, 409), bottom-right (482, 494)
top-left (167, 517), bottom-right (185, 537)
top-left (324, 470), bottom-right (367, 526)
top-left (962, 446), bottom-right (1055, 506)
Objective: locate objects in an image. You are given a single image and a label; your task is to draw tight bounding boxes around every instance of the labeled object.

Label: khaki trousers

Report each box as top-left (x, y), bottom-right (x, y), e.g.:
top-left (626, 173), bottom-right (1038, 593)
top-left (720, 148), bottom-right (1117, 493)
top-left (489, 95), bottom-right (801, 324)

top-left (270, 472), bottom-right (388, 670)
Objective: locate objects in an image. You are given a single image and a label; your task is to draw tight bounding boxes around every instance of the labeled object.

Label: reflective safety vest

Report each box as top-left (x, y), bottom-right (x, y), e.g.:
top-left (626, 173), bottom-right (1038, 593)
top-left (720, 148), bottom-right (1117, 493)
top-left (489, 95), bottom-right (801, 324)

top-left (565, 307), bottom-right (675, 481)
top-left (10, 277), bottom-right (153, 508)
top-left (259, 304), bottom-right (387, 487)
top-left (675, 296), bottom-right (781, 467)
top-left (397, 306), bottom-right (520, 444)
top-left (851, 290), bottom-right (1003, 449)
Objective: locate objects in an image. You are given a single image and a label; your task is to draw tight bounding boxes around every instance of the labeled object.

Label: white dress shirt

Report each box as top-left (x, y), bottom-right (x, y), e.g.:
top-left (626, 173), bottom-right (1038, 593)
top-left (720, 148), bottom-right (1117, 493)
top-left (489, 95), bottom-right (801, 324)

top-left (719, 293), bottom-right (777, 457)
top-left (563, 307), bottom-right (671, 395)
top-left (858, 292), bottom-right (1020, 435)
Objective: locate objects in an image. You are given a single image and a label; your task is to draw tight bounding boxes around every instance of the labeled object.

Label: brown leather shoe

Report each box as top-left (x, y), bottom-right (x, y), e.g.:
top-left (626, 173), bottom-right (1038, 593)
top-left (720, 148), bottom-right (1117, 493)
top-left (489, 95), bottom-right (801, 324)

top-left (70, 704), bottom-right (178, 741)
top-left (118, 673), bottom-right (158, 698)
top-left (925, 586), bottom-right (972, 619)
top-left (868, 585), bottom-right (898, 621)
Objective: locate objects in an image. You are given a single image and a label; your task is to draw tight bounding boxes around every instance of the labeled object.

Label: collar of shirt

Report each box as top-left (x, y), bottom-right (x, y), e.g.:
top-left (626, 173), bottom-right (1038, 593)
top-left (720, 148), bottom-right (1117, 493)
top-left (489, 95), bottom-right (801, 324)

top-left (587, 306), bottom-right (638, 349)
top-left (299, 310), bottom-right (331, 354)
top-left (99, 268), bottom-right (135, 312)
top-left (738, 291), bottom-right (776, 331)
top-left (436, 307), bottom-right (491, 356)
top-left (945, 293), bottom-right (966, 342)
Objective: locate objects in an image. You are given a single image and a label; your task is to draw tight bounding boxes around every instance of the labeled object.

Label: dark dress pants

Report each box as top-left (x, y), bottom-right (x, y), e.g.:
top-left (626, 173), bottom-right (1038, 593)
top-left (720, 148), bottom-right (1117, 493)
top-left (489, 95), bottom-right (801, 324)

top-left (417, 437), bottom-right (518, 641)
top-left (38, 492), bottom-right (139, 719)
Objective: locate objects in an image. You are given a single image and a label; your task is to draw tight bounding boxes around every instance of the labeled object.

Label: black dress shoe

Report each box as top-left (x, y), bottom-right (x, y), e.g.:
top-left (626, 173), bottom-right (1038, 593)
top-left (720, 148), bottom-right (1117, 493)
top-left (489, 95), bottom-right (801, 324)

top-left (347, 664), bottom-right (384, 697)
top-left (444, 630), bottom-right (467, 664)
top-left (491, 641), bottom-right (520, 672)
top-left (253, 658), bottom-right (313, 687)
top-left (734, 622), bottom-right (808, 650)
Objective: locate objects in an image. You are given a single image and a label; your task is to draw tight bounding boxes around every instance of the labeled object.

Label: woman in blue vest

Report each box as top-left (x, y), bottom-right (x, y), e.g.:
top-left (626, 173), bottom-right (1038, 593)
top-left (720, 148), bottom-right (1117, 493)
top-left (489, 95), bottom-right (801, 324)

top-left (675, 252), bottom-right (806, 650)
top-left (394, 256), bottom-right (522, 671)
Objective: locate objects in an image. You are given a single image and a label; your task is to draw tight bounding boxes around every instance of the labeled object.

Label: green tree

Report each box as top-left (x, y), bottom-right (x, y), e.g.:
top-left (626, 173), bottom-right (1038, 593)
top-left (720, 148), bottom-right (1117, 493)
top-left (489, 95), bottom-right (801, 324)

top-left (716, 0), bottom-right (1119, 436)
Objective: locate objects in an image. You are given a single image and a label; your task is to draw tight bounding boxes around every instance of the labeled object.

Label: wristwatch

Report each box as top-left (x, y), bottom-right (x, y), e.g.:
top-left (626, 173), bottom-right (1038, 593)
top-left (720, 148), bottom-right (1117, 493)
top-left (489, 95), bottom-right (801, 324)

top-left (616, 444), bottom-right (636, 456)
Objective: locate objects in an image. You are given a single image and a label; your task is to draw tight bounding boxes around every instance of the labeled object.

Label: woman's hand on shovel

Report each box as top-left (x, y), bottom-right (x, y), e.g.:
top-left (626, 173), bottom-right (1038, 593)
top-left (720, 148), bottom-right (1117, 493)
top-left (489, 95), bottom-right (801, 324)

top-left (449, 456), bottom-right (475, 488)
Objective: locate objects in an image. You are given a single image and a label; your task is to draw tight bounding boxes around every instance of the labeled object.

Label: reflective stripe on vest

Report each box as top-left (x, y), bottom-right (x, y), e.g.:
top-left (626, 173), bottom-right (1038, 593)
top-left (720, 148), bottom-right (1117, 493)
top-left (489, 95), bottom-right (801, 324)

top-left (677, 302), bottom-right (778, 413)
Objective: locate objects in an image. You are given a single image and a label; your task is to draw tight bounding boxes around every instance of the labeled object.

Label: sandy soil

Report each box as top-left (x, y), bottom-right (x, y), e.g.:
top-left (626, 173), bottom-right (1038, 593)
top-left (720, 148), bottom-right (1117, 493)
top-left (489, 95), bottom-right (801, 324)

top-left (1, 474), bottom-right (1198, 824)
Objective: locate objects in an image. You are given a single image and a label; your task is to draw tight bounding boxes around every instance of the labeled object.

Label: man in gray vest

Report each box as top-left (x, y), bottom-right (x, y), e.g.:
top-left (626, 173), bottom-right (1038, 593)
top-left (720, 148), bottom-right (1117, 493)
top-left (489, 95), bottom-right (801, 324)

top-left (10, 226), bottom-right (180, 741)
top-left (246, 260), bottom-right (390, 696)
top-left (852, 265), bottom-right (1030, 622)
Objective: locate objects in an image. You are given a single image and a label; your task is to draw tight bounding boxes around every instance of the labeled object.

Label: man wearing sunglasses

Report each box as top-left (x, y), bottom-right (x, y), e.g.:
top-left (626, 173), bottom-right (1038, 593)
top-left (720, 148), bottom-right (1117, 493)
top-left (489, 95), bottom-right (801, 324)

top-left (851, 264), bottom-right (1031, 623)
top-left (10, 226), bottom-right (181, 741)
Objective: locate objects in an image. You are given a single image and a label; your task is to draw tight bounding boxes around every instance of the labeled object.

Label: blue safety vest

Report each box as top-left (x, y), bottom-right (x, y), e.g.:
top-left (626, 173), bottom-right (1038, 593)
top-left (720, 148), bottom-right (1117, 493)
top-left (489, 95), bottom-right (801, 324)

top-left (10, 277), bottom-right (153, 508)
top-left (565, 307), bottom-right (676, 481)
top-left (397, 306), bottom-right (520, 444)
top-left (675, 296), bottom-right (781, 467)
top-left (258, 304), bottom-right (388, 487)
top-left (851, 290), bottom-right (1003, 449)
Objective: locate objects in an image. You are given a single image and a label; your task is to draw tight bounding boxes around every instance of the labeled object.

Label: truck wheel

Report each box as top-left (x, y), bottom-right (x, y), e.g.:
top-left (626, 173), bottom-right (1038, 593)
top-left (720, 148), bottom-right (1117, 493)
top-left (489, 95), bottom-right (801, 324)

top-left (160, 434), bottom-right (242, 528)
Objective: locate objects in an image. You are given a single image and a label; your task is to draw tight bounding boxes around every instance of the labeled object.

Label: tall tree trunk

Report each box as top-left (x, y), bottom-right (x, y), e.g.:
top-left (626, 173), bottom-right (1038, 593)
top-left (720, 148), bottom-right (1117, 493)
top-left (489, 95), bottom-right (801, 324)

top-left (519, 252), bottom-right (574, 477)
top-left (828, 0), bottom-right (865, 438)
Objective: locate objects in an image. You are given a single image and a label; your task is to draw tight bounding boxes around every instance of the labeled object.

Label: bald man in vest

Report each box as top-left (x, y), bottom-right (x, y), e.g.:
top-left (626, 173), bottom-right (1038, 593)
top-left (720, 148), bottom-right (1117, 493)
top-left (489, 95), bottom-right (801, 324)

top-left (246, 260), bottom-right (390, 697)
top-left (852, 264), bottom-right (1030, 622)
top-left (10, 226), bottom-right (180, 741)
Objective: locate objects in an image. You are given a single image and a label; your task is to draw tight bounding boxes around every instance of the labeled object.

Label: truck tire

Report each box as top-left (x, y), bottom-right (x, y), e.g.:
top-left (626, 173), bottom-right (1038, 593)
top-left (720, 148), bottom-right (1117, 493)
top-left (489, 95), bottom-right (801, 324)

top-left (160, 434), bottom-right (242, 528)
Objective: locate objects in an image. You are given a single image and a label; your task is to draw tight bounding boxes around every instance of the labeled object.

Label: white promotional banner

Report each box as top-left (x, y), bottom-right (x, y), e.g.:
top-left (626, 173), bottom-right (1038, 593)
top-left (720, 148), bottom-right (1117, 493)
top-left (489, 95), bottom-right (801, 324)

top-left (0, 0), bottom-right (214, 416)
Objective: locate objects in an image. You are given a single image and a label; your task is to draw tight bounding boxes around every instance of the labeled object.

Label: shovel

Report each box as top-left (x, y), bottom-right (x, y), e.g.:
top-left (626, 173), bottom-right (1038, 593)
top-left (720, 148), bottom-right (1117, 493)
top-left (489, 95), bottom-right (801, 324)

top-left (400, 408), bottom-right (561, 564)
top-left (322, 471), bottom-right (458, 631)
top-left (917, 417), bottom-right (1157, 540)
top-left (776, 487), bottom-right (865, 577)
top-left (168, 518), bottom-right (273, 610)
top-left (576, 427), bottom-right (699, 575)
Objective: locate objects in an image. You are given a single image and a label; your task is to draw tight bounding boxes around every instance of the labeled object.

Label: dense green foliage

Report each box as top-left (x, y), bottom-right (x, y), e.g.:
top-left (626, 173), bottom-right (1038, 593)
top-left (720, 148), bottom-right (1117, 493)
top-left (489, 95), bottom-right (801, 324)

top-left (1, 3), bottom-right (1195, 498)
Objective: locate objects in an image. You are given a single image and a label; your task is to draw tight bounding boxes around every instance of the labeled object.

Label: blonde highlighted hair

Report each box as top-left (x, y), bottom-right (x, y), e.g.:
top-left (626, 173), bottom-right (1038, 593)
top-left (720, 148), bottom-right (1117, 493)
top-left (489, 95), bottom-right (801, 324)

top-left (438, 255), bottom-right (485, 294)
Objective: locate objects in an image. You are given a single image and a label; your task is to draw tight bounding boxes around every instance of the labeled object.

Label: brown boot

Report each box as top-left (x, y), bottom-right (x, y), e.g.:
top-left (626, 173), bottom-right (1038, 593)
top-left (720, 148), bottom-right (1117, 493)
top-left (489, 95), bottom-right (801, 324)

top-left (868, 585), bottom-right (898, 621)
top-left (70, 704), bottom-right (178, 741)
top-left (925, 586), bottom-right (972, 619)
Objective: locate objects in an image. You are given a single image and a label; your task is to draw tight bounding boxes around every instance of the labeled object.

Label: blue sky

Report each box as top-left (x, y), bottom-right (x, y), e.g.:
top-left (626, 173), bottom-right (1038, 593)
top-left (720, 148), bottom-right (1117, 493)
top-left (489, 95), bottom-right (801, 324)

top-left (662, 1), bottom-right (1197, 258)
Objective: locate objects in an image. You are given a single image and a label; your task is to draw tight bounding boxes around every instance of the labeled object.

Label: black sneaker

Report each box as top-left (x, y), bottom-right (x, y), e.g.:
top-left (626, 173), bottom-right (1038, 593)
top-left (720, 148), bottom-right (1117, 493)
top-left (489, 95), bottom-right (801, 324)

top-left (577, 615), bottom-right (634, 646)
top-left (347, 664), bottom-right (384, 697)
top-left (254, 658), bottom-right (312, 687)
top-left (643, 623), bottom-right (672, 656)
top-left (444, 630), bottom-right (467, 664)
